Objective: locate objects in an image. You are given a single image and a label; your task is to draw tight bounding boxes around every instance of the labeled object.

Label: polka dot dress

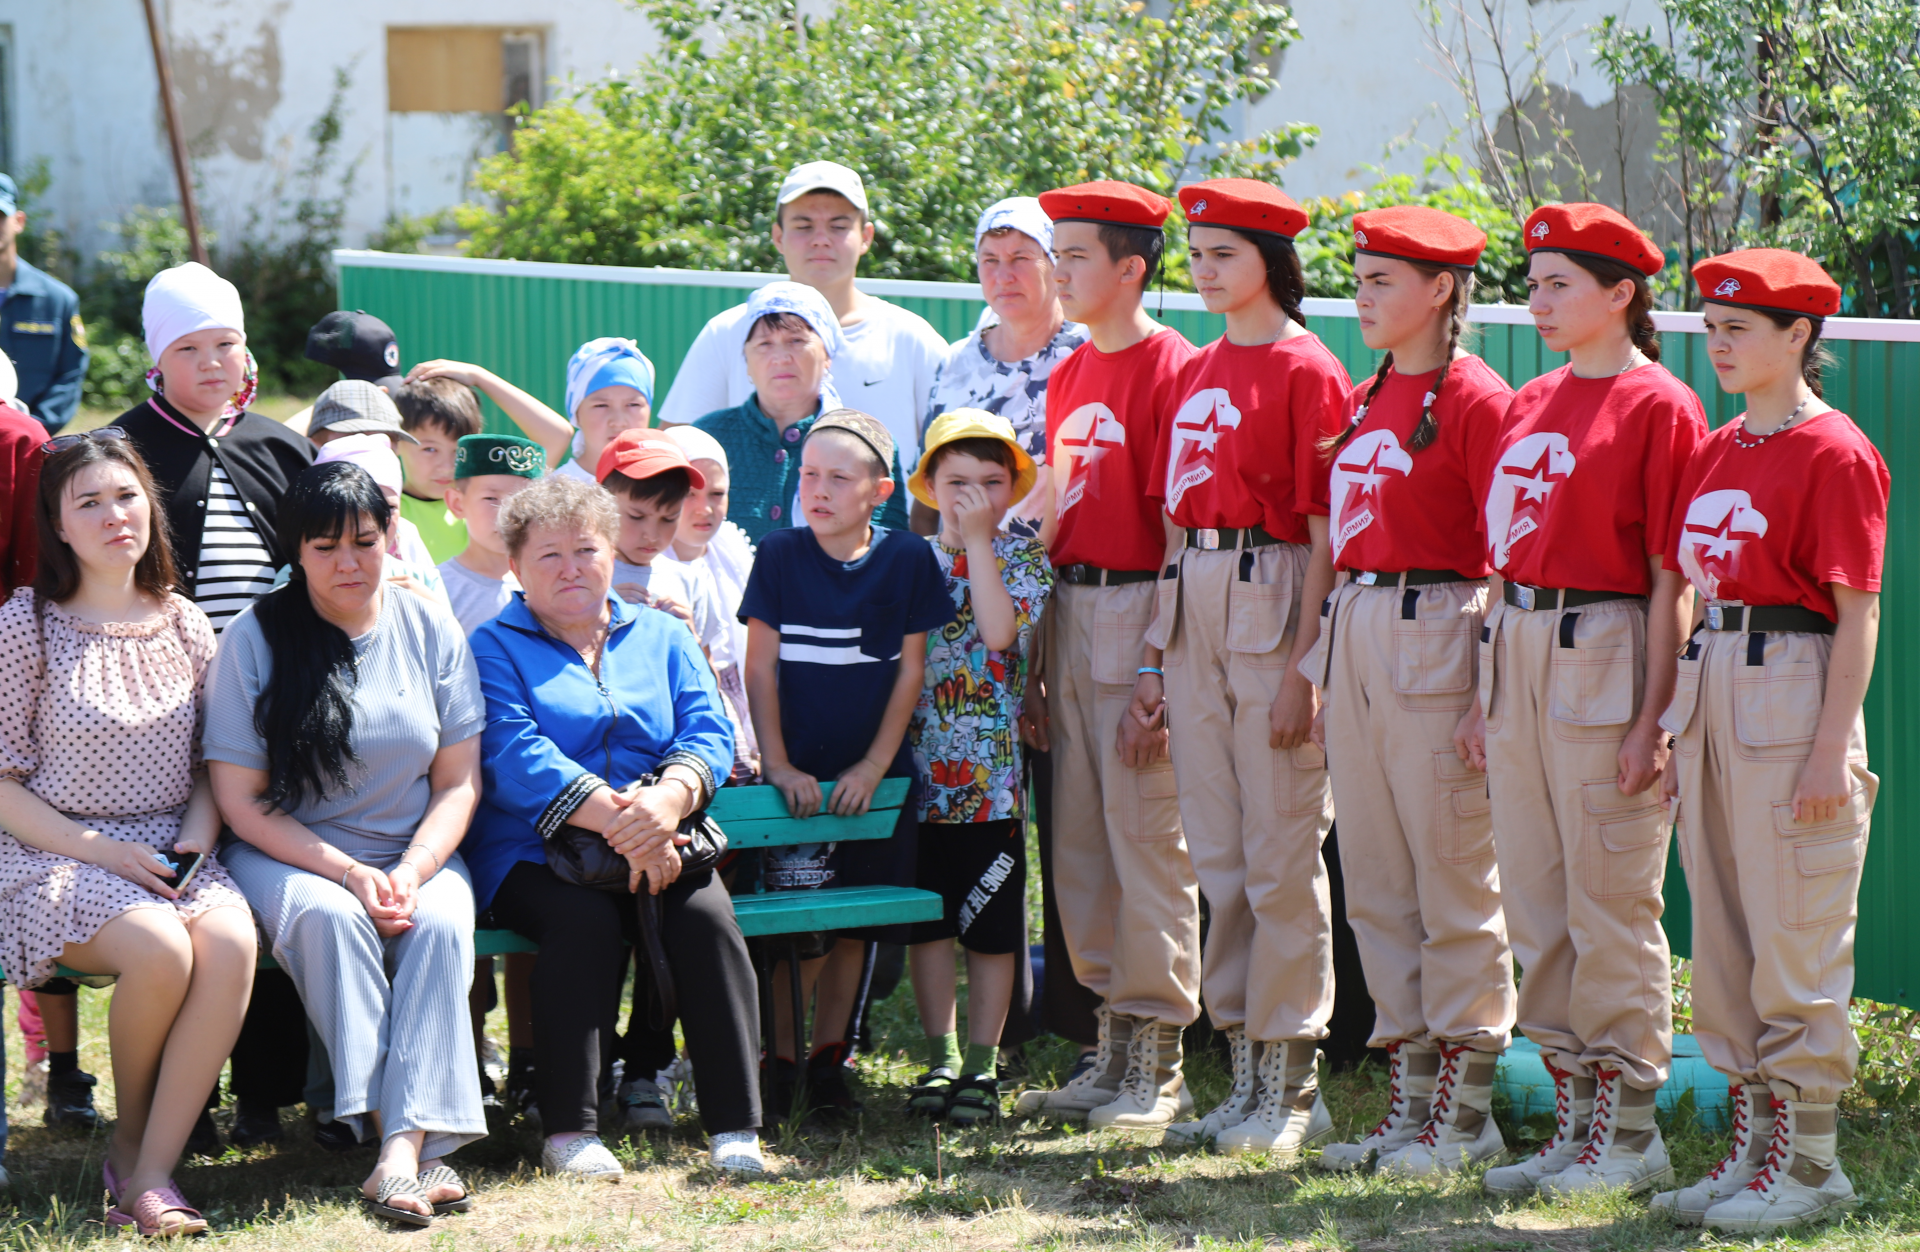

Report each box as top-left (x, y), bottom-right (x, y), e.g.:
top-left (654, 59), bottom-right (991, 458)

top-left (0, 587), bottom-right (248, 988)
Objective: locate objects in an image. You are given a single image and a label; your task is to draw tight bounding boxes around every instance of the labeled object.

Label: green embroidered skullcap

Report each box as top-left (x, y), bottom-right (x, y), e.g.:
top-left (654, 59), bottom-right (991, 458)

top-left (454, 433), bottom-right (546, 481)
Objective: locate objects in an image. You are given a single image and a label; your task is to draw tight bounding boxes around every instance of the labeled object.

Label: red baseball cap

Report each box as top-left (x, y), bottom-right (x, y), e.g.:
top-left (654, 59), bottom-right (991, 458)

top-left (1038, 181), bottom-right (1171, 230)
top-left (1522, 203), bottom-right (1663, 276)
top-left (1693, 248), bottom-right (1841, 317)
top-left (1352, 205), bottom-right (1486, 268)
top-left (596, 428), bottom-right (707, 489)
top-left (1178, 179), bottom-right (1309, 239)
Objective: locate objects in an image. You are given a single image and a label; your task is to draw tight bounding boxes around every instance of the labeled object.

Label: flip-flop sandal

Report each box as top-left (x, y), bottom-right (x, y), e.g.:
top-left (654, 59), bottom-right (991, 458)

top-left (364, 1174), bottom-right (435, 1228)
top-left (907, 1067), bottom-right (958, 1117)
top-left (945, 1073), bottom-right (1003, 1126)
top-left (108, 1184), bottom-right (210, 1237)
top-left (417, 1164), bottom-right (474, 1215)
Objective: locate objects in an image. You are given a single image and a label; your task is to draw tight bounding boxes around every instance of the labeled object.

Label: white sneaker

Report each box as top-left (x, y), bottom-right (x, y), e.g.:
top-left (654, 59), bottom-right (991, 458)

top-left (1088, 1019), bottom-right (1192, 1130)
top-left (542, 1133), bottom-right (624, 1180)
top-left (1703, 1099), bottom-right (1857, 1233)
top-left (1380, 1044), bottom-right (1505, 1178)
top-left (1483, 1058), bottom-right (1594, 1196)
top-left (710, 1130), bottom-right (767, 1175)
top-left (1537, 1066), bottom-right (1673, 1198)
top-left (1015, 1006), bottom-right (1133, 1118)
top-left (1317, 1040), bottom-right (1438, 1172)
top-left (1651, 1081), bottom-right (1771, 1224)
top-left (1164, 1026), bottom-right (1258, 1146)
top-left (1215, 1040), bottom-right (1332, 1162)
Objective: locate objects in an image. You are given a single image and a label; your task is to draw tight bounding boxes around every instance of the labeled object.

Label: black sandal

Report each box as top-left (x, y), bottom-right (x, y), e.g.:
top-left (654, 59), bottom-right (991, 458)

top-left (907, 1067), bottom-right (957, 1117)
top-left (364, 1174), bottom-right (435, 1227)
top-left (417, 1164), bottom-right (474, 1215)
top-left (945, 1073), bottom-right (1002, 1125)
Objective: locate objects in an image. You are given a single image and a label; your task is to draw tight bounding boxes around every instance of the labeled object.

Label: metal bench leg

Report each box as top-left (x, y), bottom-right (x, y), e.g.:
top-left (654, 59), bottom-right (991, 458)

top-left (788, 939), bottom-right (808, 1101)
top-left (753, 938), bottom-right (775, 1121)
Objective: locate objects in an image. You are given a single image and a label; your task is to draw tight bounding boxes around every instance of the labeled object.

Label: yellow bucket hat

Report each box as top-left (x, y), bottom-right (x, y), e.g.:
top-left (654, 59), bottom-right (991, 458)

top-left (908, 407), bottom-right (1039, 509)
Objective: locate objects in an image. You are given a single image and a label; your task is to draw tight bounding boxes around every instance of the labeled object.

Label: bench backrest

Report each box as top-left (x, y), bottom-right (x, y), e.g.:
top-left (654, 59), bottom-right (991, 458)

top-left (707, 777), bottom-right (910, 848)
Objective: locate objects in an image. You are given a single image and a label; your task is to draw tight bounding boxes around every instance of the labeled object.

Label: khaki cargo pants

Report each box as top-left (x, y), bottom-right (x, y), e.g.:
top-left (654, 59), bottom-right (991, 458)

top-left (1310, 575), bottom-right (1515, 1051)
top-left (1157, 542), bottom-right (1334, 1041)
top-left (1482, 596), bottom-right (1673, 1089)
top-left (1046, 580), bottom-right (1203, 1025)
top-left (1664, 625), bottom-right (1876, 1105)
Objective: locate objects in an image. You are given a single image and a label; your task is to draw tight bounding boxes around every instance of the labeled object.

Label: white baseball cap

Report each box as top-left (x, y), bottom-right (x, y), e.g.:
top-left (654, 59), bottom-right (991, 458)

top-left (777, 161), bottom-right (869, 215)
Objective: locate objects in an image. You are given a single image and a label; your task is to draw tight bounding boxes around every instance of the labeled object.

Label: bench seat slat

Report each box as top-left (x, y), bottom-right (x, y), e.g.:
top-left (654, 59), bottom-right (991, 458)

top-left (707, 776), bottom-right (910, 823)
top-left (732, 885), bottom-right (942, 937)
top-left (721, 810), bottom-right (899, 846)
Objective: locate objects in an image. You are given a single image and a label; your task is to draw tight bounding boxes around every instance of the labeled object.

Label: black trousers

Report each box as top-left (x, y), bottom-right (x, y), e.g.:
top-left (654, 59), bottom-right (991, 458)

top-left (231, 970), bottom-right (310, 1108)
top-left (489, 859), bottom-right (761, 1137)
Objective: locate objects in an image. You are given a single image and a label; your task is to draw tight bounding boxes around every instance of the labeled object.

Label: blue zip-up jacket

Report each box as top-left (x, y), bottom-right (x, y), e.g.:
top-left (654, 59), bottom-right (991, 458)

top-left (465, 590), bottom-right (734, 911)
top-left (1, 258), bottom-right (87, 431)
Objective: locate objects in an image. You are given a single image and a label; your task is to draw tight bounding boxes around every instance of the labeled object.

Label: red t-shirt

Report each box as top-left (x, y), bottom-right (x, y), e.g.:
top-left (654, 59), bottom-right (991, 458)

top-left (1318, 356), bottom-right (1512, 575)
top-left (1046, 328), bottom-right (1197, 571)
top-left (0, 402), bottom-right (43, 594)
top-left (1151, 333), bottom-right (1351, 543)
top-left (1663, 409), bottom-right (1886, 622)
top-left (1477, 362), bottom-right (1707, 594)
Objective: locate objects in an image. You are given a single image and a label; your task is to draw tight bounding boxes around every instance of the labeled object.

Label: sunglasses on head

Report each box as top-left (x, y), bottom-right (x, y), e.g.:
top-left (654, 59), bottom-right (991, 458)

top-left (41, 427), bottom-right (130, 455)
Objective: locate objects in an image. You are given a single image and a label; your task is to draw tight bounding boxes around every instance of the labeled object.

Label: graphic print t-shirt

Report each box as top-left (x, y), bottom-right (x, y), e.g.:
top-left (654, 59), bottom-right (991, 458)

top-left (1153, 333), bottom-right (1351, 540)
top-left (1319, 357), bottom-right (1512, 574)
top-left (1044, 329), bottom-right (1196, 571)
top-left (737, 525), bottom-right (955, 780)
top-left (1664, 409), bottom-right (1887, 621)
top-left (1476, 363), bottom-right (1706, 594)
top-left (910, 534), bottom-right (1054, 823)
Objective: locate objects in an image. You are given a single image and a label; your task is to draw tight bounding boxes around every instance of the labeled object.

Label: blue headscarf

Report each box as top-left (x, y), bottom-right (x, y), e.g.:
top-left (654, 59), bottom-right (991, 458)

top-left (565, 337), bottom-right (656, 424)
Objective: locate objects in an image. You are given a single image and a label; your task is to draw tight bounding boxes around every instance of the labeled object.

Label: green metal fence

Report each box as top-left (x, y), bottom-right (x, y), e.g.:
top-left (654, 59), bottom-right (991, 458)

top-left (335, 249), bottom-right (1920, 1005)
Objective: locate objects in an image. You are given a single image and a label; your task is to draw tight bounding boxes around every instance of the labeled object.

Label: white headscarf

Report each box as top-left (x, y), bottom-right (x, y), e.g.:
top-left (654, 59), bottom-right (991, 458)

top-left (142, 262), bottom-right (245, 363)
top-left (974, 195), bottom-right (1056, 254)
top-left (315, 432), bottom-right (404, 494)
top-left (663, 424), bottom-right (729, 472)
top-left (741, 282), bottom-right (846, 359)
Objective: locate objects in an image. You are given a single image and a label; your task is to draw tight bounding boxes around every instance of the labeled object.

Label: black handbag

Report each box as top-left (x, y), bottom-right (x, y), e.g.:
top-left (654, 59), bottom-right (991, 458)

top-left (543, 774), bottom-right (726, 1028)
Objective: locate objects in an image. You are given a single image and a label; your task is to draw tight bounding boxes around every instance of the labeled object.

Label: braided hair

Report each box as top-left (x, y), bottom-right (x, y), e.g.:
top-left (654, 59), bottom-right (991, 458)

top-left (1326, 263), bottom-right (1475, 457)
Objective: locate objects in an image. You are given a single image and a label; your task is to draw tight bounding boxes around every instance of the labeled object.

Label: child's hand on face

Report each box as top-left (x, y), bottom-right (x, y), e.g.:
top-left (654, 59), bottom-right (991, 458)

top-left (948, 483), bottom-right (999, 548)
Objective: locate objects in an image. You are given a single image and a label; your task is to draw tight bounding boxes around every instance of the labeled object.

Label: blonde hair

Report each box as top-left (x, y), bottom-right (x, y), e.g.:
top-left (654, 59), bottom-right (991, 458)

top-left (498, 474), bottom-right (618, 558)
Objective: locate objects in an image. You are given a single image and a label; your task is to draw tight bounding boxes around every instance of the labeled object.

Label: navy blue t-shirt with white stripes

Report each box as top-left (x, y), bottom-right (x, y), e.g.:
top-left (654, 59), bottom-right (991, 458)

top-left (738, 524), bottom-right (954, 779)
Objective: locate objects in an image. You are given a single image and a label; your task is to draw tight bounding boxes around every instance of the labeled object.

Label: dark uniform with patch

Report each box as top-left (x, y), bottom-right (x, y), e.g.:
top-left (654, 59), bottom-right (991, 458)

top-left (1, 257), bottom-right (88, 432)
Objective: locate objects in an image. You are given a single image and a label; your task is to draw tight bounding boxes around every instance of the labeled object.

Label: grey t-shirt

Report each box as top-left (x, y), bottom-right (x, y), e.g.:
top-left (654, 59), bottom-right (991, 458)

top-left (204, 585), bottom-right (486, 862)
top-left (437, 556), bottom-right (519, 637)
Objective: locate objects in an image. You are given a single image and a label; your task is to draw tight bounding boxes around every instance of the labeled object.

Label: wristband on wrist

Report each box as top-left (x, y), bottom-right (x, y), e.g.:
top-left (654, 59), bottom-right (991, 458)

top-left (1137, 666), bottom-right (1164, 677)
top-left (340, 862), bottom-right (357, 890)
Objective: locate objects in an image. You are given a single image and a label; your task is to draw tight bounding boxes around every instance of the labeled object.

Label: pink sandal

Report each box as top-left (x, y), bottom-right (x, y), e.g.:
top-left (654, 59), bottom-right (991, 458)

top-left (107, 1184), bottom-right (209, 1238)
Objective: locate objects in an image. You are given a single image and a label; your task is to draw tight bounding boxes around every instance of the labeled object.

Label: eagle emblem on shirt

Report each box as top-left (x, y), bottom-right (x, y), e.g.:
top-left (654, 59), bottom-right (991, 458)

top-left (1164, 388), bottom-right (1240, 511)
top-left (1676, 489), bottom-right (1769, 600)
top-left (1054, 402), bottom-right (1126, 515)
top-left (1327, 429), bottom-right (1413, 561)
top-left (1484, 432), bottom-right (1576, 569)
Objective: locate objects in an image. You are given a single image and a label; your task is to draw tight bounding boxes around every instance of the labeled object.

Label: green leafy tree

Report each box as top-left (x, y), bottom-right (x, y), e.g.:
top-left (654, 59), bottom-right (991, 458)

top-left (1597, 0), bottom-right (1920, 315)
top-left (461, 0), bottom-right (1317, 284)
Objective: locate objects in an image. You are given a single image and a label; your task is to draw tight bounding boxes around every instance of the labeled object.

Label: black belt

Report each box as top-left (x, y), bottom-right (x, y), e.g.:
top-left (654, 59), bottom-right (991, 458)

top-left (1184, 525), bottom-right (1281, 551)
top-left (1703, 603), bottom-right (1836, 635)
top-left (1349, 568), bottom-right (1473, 588)
top-left (1503, 583), bottom-right (1641, 612)
top-left (1058, 564), bottom-right (1157, 587)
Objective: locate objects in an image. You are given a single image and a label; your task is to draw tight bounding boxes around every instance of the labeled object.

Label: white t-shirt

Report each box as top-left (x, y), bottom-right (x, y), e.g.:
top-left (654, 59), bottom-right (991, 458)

top-left (655, 295), bottom-right (949, 469)
top-left (655, 549), bottom-right (733, 666)
top-left (437, 556), bottom-right (520, 637)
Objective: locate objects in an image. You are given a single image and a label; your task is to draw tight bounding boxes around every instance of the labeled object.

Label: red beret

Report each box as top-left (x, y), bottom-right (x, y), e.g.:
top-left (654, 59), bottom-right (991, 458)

top-left (597, 428), bottom-right (707, 489)
top-left (1522, 203), bottom-right (1663, 276)
top-left (1038, 181), bottom-right (1170, 230)
top-left (1692, 248), bottom-right (1841, 317)
top-left (1352, 205), bottom-right (1486, 268)
top-left (1178, 179), bottom-right (1308, 239)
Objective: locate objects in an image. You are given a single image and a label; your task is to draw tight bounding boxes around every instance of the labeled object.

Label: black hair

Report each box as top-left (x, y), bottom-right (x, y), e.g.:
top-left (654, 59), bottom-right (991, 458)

top-left (1753, 307), bottom-right (1831, 398)
top-left (746, 311), bottom-right (819, 344)
top-left (1096, 222), bottom-right (1166, 290)
top-left (1546, 251), bottom-right (1662, 363)
top-left (252, 462), bottom-right (393, 812)
top-left (604, 465), bottom-right (693, 507)
top-left (1329, 262), bottom-right (1475, 457)
top-left (923, 436), bottom-right (1018, 480)
top-left (1204, 226), bottom-right (1309, 328)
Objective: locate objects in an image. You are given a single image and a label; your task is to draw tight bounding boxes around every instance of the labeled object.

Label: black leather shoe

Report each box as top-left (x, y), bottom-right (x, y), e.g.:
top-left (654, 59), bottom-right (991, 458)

top-left (806, 1042), bottom-right (864, 1123)
top-left (184, 1108), bottom-right (222, 1158)
top-left (312, 1118), bottom-right (365, 1153)
top-left (43, 1069), bottom-right (101, 1131)
top-left (230, 1101), bottom-right (284, 1147)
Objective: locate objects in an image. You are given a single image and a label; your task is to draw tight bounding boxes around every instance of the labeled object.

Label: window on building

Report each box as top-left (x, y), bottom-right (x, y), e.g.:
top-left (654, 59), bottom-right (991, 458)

top-left (386, 27), bottom-right (545, 114)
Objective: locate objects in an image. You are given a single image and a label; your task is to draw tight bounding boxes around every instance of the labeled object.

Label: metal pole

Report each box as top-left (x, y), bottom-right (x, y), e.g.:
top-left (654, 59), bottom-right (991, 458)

top-left (140, 0), bottom-right (209, 267)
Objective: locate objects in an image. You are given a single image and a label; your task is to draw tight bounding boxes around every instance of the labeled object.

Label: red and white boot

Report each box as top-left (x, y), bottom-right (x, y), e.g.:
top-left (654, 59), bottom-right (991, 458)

top-left (1315, 1040), bottom-right (1438, 1172)
top-left (1482, 1057), bottom-right (1594, 1197)
top-left (1702, 1097), bottom-right (1857, 1233)
top-left (1650, 1081), bottom-right (1771, 1224)
top-left (1380, 1043), bottom-right (1506, 1178)
top-left (1537, 1065), bottom-right (1673, 1197)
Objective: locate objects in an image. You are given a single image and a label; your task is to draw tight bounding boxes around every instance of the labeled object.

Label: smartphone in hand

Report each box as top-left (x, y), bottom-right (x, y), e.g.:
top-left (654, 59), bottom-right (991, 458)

top-left (154, 850), bottom-right (207, 893)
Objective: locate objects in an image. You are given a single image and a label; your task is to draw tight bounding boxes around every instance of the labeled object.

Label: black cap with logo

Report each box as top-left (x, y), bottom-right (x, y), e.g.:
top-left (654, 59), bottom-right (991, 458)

top-left (305, 310), bottom-right (404, 393)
